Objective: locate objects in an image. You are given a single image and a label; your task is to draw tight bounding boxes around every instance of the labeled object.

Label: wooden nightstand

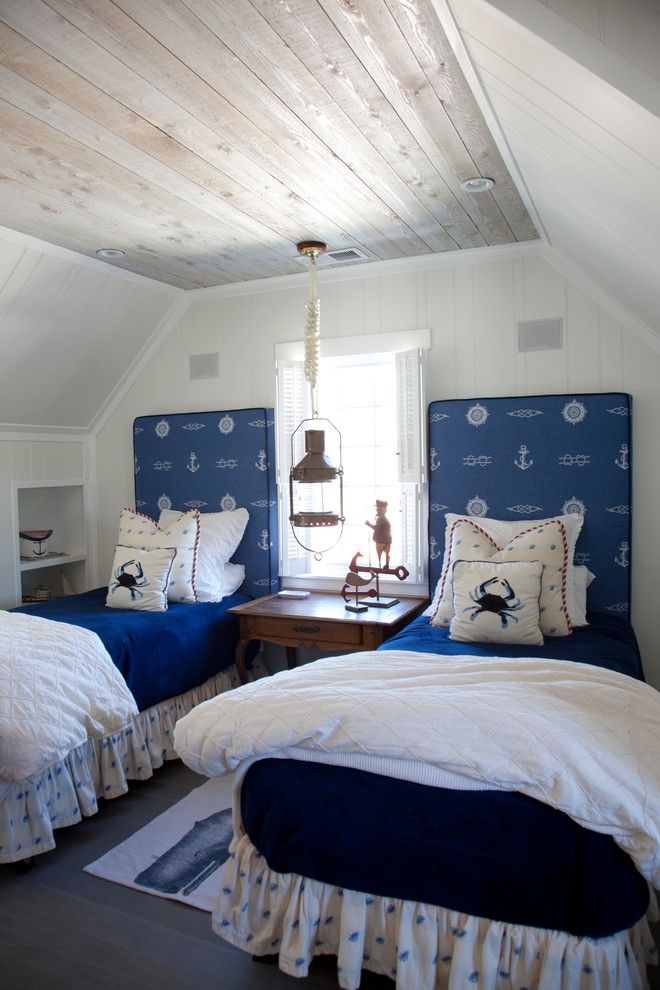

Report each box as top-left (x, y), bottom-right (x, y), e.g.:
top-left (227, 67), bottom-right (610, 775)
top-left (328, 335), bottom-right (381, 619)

top-left (229, 591), bottom-right (427, 684)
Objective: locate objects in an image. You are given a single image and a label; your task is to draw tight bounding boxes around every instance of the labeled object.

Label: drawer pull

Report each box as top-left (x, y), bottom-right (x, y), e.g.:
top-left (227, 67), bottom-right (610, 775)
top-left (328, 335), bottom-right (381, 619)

top-left (292, 624), bottom-right (321, 634)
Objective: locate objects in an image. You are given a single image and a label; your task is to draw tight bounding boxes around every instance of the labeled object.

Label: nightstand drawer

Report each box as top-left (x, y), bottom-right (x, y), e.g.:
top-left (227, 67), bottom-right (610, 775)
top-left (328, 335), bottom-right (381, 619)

top-left (247, 615), bottom-right (364, 647)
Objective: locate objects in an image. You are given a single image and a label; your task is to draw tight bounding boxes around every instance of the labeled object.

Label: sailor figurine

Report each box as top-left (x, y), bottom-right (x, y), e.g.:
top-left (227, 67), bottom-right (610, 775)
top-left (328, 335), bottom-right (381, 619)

top-left (365, 499), bottom-right (392, 568)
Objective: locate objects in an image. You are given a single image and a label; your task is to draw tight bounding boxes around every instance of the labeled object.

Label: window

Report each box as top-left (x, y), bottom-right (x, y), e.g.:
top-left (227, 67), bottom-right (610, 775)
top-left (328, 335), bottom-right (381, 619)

top-left (276, 330), bottom-right (429, 589)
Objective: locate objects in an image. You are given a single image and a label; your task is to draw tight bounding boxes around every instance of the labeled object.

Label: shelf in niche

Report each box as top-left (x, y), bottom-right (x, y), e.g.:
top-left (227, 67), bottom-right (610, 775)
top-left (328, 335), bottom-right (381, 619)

top-left (14, 480), bottom-right (90, 604)
top-left (20, 552), bottom-right (86, 572)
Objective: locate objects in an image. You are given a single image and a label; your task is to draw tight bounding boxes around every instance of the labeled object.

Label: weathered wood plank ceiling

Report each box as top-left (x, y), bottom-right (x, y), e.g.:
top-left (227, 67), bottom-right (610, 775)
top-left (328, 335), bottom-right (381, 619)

top-left (0, 0), bottom-right (538, 290)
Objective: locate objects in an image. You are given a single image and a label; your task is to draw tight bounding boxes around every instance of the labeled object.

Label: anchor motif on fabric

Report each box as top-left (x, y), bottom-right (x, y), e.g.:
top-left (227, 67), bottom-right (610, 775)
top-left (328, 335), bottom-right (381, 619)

top-left (615, 444), bottom-right (629, 470)
top-left (187, 452), bottom-right (200, 473)
top-left (514, 444), bottom-right (533, 471)
top-left (430, 447), bottom-right (441, 472)
top-left (615, 541), bottom-right (629, 568)
top-left (134, 455), bottom-right (140, 474)
top-left (258, 529), bottom-right (271, 551)
top-left (429, 535), bottom-right (442, 561)
top-left (255, 449), bottom-right (268, 472)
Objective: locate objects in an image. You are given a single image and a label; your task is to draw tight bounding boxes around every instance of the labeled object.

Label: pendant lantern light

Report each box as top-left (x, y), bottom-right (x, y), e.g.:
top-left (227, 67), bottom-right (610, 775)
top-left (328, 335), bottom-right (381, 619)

top-left (288, 241), bottom-right (344, 558)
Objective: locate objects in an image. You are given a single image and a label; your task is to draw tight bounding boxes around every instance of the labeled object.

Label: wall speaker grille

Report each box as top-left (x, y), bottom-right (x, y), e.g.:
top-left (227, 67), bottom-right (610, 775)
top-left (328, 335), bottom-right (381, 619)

top-left (189, 352), bottom-right (219, 380)
top-left (518, 318), bottom-right (563, 352)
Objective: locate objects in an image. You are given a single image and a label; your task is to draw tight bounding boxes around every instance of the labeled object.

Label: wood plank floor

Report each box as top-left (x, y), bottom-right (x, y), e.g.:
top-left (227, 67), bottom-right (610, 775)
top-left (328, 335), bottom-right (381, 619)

top-left (0, 760), bottom-right (391, 990)
top-left (1, 759), bottom-right (658, 990)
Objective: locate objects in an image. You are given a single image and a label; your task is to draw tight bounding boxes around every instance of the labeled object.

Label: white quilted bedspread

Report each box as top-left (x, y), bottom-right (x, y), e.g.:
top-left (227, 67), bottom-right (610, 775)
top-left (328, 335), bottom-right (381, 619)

top-left (174, 650), bottom-right (660, 889)
top-left (0, 610), bottom-right (138, 782)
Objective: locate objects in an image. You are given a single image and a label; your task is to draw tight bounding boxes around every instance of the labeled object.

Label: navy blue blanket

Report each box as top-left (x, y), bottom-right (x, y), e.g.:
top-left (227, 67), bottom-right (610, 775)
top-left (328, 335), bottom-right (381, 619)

top-left (381, 611), bottom-right (645, 680)
top-left (242, 758), bottom-right (649, 938)
top-left (240, 613), bottom-right (648, 937)
top-left (13, 587), bottom-right (251, 710)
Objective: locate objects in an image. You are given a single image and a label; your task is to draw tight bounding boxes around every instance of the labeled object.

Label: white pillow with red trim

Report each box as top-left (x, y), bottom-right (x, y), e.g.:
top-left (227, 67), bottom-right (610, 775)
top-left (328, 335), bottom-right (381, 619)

top-left (430, 516), bottom-right (572, 637)
top-left (426, 513), bottom-right (584, 623)
top-left (115, 507), bottom-right (200, 603)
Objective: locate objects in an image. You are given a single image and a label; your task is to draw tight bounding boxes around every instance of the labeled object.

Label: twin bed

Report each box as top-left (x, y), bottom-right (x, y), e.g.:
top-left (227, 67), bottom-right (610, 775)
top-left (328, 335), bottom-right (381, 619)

top-left (0, 408), bottom-right (277, 864)
top-left (173, 392), bottom-right (660, 990)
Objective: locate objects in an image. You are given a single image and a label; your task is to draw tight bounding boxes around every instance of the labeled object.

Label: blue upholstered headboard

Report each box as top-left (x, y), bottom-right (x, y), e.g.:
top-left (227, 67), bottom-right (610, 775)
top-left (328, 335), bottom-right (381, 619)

top-left (428, 393), bottom-right (632, 619)
top-left (133, 408), bottom-right (278, 598)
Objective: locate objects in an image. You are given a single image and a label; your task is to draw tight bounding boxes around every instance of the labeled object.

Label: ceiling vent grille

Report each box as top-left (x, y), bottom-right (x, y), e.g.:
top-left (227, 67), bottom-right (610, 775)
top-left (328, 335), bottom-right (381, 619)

top-left (323, 247), bottom-right (368, 264)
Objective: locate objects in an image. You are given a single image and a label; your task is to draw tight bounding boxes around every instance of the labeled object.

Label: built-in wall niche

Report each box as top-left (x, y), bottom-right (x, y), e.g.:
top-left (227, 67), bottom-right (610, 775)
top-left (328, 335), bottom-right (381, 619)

top-left (14, 481), bottom-right (90, 604)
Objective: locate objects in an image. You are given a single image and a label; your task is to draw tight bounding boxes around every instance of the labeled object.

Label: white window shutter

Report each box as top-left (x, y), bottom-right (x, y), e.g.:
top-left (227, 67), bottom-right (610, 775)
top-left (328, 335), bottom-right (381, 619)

top-left (396, 349), bottom-right (423, 484)
top-left (276, 358), bottom-right (311, 575)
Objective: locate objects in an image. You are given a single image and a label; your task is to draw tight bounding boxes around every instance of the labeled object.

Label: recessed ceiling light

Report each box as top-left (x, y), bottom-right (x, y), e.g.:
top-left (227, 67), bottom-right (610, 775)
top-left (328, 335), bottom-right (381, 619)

top-left (460, 177), bottom-right (495, 193)
top-left (96, 248), bottom-right (126, 259)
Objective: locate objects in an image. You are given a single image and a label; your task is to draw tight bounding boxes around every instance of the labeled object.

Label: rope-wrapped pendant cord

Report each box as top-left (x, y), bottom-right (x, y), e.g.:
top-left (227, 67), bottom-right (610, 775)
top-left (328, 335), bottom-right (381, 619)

top-left (304, 252), bottom-right (320, 416)
top-left (298, 241), bottom-right (325, 418)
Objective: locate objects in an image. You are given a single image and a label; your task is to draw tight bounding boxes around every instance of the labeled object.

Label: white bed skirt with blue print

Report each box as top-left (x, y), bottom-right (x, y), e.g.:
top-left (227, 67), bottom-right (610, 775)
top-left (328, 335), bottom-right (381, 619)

top-left (214, 831), bottom-right (658, 990)
top-left (0, 658), bottom-right (266, 863)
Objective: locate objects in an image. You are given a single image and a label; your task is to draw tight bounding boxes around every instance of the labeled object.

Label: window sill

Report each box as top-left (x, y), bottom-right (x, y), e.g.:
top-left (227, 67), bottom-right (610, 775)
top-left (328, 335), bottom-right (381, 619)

top-left (281, 574), bottom-right (429, 601)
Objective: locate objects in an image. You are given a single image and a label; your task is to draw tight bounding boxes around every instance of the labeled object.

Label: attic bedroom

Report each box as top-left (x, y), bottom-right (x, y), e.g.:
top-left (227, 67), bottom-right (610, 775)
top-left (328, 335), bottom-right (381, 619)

top-left (1, 2), bottom-right (660, 989)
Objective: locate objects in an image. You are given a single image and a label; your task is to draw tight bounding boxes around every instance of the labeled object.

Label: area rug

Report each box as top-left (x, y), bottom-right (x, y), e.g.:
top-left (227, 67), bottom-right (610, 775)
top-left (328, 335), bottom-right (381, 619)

top-left (83, 775), bottom-right (235, 912)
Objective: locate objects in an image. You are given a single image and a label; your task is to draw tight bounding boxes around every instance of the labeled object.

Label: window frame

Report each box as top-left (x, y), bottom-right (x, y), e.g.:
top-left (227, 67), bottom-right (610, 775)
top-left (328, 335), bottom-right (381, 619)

top-left (275, 329), bottom-right (430, 597)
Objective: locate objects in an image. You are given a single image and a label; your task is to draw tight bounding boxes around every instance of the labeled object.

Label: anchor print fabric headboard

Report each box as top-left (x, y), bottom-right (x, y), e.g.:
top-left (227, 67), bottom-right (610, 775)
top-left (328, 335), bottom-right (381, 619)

top-left (427, 393), bottom-right (632, 619)
top-left (133, 408), bottom-right (278, 598)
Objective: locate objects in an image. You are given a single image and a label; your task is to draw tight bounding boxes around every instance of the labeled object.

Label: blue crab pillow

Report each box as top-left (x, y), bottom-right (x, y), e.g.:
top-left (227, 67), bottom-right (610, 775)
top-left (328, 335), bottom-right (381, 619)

top-left (449, 559), bottom-right (544, 646)
top-left (106, 545), bottom-right (177, 612)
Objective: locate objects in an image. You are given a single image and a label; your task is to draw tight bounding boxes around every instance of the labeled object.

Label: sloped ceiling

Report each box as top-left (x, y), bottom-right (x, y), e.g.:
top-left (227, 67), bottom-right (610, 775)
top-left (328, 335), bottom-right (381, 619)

top-left (435, 0), bottom-right (660, 341)
top-left (0, 234), bottom-right (183, 431)
top-left (1, 0), bottom-right (659, 431)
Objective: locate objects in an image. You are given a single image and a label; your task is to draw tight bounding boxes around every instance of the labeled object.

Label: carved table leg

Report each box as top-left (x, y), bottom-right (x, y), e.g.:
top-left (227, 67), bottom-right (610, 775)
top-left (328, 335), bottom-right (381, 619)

top-left (234, 638), bottom-right (251, 685)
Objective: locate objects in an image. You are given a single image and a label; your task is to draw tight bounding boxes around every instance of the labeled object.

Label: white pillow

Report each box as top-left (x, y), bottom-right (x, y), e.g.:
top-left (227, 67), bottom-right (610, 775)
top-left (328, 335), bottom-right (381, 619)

top-left (430, 517), bottom-right (571, 636)
top-left (106, 545), bottom-right (176, 612)
top-left (218, 561), bottom-right (245, 598)
top-left (117, 508), bottom-right (200, 603)
top-left (159, 508), bottom-right (249, 603)
top-left (570, 566), bottom-right (595, 627)
top-left (449, 559), bottom-right (544, 646)
top-left (426, 513), bottom-right (584, 623)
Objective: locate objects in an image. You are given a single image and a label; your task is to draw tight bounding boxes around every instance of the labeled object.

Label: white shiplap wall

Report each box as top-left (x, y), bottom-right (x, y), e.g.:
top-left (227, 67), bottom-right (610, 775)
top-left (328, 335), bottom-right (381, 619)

top-left (95, 248), bottom-right (660, 688)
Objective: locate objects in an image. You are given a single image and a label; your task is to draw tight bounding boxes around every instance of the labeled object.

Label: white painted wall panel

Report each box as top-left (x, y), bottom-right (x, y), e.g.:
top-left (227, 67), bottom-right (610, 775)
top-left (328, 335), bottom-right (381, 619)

top-left (543, 0), bottom-right (660, 84)
top-left (94, 251), bottom-right (660, 687)
top-left (451, 265), bottom-right (477, 396)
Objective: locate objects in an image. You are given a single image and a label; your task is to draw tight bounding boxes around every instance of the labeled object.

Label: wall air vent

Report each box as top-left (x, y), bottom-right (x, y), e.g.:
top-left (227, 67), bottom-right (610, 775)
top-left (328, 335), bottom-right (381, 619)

top-left (323, 247), bottom-right (368, 264)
